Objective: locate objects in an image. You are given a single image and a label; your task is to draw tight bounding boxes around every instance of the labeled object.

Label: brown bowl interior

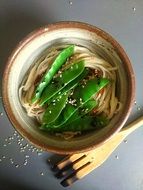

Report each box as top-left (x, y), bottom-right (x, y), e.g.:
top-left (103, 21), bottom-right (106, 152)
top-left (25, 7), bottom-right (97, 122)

top-left (2, 21), bottom-right (135, 154)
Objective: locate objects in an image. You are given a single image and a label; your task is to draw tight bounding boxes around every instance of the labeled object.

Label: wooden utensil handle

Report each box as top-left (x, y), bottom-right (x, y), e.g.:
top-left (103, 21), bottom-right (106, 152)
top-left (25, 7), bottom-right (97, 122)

top-left (63, 116), bottom-right (143, 185)
top-left (121, 116), bottom-right (143, 135)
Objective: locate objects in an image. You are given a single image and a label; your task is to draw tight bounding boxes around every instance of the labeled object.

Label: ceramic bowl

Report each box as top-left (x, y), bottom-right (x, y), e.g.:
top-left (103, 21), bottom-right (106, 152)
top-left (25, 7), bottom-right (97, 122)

top-left (2, 21), bottom-right (135, 154)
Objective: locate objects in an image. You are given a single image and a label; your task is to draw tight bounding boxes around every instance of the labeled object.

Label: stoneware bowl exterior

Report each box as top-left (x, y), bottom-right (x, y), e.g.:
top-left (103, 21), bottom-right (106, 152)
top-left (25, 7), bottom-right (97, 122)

top-left (2, 21), bottom-right (135, 154)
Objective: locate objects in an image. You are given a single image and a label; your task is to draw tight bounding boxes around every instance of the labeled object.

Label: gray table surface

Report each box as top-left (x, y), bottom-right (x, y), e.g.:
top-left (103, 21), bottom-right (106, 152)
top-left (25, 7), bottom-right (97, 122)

top-left (0, 0), bottom-right (143, 189)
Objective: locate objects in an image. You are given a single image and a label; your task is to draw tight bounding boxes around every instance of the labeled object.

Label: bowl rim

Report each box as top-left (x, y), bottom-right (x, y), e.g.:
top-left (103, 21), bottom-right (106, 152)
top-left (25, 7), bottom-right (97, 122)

top-left (2, 21), bottom-right (135, 154)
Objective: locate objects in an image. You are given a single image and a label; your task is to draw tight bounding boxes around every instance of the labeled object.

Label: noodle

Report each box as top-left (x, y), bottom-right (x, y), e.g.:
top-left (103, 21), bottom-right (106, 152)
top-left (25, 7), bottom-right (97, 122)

top-left (19, 45), bottom-right (122, 139)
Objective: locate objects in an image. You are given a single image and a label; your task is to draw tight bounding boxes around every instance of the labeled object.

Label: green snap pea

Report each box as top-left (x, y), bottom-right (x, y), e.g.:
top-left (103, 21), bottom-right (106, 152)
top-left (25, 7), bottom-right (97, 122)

top-left (42, 93), bottom-right (69, 124)
top-left (41, 116), bottom-right (95, 132)
top-left (41, 114), bottom-right (109, 133)
top-left (32, 45), bottom-right (75, 103)
top-left (40, 60), bottom-right (85, 105)
top-left (51, 78), bottom-right (109, 127)
top-left (65, 99), bottom-right (97, 124)
top-left (50, 69), bottom-right (88, 103)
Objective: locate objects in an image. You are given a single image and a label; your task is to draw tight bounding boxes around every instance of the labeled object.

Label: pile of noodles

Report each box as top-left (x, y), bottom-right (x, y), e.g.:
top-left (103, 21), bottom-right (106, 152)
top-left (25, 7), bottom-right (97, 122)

top-left (19, 45), bottom-right (122, 139)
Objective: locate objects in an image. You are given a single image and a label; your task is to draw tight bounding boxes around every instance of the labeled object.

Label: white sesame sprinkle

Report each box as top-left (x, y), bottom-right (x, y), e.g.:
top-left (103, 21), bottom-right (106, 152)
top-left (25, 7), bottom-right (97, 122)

top-left (132, 7), bottom-right (136, 12)
top-left (53, 100), bottom-right (56, 102)
top-left (124, 139), bottom-right (128, 143)
top-left (137, 106), bottom-right (141, 111)
top-left (8, 142), bottom-right (11, 145)
top-left (0, 112), bottom-right (3, 116)
top-left (3, 144), bottom-right (7, 147)
top-left (53, 103), bottom-right (56, 105)
top-left (0, 159), bottom-right (2, 162)
top-left (37, 152), bottom-right (42, 156)
top-left (58, 92), bottom-right (61, 95)
top-left (49, 110), bottom-right (52, 114)
top-left (40, 172), bottom-right (44, 176)
top-left (57, 99), bottom-right (60, 101)
top-left (15, 164), bottom-right (19, 168)
top-left (25, 155), bottom-right (29, 158)
top-left (5, 138), bottom-right (8, 142)
top-left (115, 155), bottom-right (119, 159)
top-left (2, 156), bottom-right (6, 159)
top-left (60, 74), bottom-right (62, 78)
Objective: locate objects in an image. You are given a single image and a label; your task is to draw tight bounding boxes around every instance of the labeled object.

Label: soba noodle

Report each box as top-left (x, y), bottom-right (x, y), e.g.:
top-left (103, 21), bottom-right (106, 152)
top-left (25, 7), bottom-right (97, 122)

top-left (19, 45), bottom-right (121, 139)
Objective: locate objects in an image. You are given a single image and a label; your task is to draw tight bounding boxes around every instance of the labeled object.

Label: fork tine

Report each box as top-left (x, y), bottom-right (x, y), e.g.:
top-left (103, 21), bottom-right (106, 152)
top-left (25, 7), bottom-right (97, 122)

top-left (55, 152), bottom-right (86, 170)
top-left (55, 154), bottom-right (87, 178)
top-left (61, 162), bottom-right (91, 187)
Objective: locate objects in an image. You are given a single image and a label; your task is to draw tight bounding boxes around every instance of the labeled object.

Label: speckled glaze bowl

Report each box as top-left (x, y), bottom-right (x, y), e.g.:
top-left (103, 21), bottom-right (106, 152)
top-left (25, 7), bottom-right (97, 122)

top-left (2, 22), bottom-right (135, 154)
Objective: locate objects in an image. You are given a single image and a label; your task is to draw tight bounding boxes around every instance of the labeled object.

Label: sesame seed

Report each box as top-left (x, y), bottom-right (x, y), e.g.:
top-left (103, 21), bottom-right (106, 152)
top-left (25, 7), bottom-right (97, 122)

top-left (8, 142), bottom-right (11, 145)
top-left (8, 137), bottom-right (12, 140)
top-left (115, 155), bottom-right (119, 159)
top-left (0, 159), bottom-right (2, 162)
top-left (0, 112), bottom-right (3, 116)
top-left (37, 152), bottom-right (42, 156)
top-left (58, 92), bottom-right (61, 95)
top-left (15, 164), bottom-right (19, 168)
top-left (5, 138), bottom-right (8, 142)
top-left (2, 156), bottom-right (6, 159)
top-left (3, 144), bottom-right (7, 147)
top-left (137, 106), bottom-right (141, 111)
top-left (57, 99), bottom-right (60, 101)
top-left (132, 7), bottom-right (136, 12)
top-left (134, 101), bottom-right (137, 105)
top-left (49, 110), bottom-right (52, 114)
top-left (40, 172), bottom-right (44, 176)
top-left (53, 100), bottom-right (56, 102)
top-left (25, 155), bottom-right (29, 158)
top-left (53, 103), bottom-right (56, 105)
top-left (124, 139), bottom-right (128, 143)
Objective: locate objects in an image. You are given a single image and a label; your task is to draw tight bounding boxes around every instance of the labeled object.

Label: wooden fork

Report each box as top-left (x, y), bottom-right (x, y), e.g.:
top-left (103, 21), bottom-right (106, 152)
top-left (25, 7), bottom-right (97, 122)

top-left (52, 116), bottom-right (143, 187)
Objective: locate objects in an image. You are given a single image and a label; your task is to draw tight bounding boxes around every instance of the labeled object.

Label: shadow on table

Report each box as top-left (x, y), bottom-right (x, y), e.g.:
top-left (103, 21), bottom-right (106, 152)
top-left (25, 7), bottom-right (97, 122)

top-left (0, 177), bottom-right (40, 190)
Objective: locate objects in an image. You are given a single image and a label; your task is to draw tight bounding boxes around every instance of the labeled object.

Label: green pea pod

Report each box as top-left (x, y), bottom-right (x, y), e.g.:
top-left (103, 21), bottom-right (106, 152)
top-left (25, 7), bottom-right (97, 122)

top-left (46, 99), bottom-right (96, 129)
top-left (40, 116), bottom-right (95, 133)
top-left (42, 93), bottom-right (68, 124)
top-left (66, 99), bottom-right (97, 124)
top-left (40, 60), bottom-right (85, 105)
top-left (32, 45), bottom-right (75, 102)
top-left (50, 69), bottom-right (88, 103)
top-left (73, 78), bottom-right (109, 106)
top-left (41, 114), bottom-right (109, 133)
top-left (52, 78), bottom-right (109, 127)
